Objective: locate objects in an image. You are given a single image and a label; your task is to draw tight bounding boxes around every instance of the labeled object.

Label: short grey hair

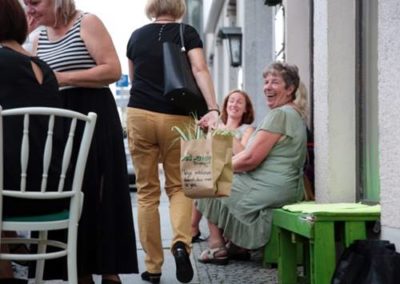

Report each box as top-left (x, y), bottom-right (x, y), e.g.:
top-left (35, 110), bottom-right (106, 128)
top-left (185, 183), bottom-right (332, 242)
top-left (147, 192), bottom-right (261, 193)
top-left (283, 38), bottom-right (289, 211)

top-left (145, 0), bottom-right (186, 20)
top-left (263, 61), bottom-right (308, 119)
top-left (263, 61), bottom-right (300, 99)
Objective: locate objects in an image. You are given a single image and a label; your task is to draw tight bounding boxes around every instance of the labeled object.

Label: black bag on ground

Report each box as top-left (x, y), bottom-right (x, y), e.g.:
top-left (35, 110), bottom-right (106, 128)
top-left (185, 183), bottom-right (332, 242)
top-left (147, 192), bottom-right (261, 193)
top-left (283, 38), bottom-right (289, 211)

top-left (163, 23), bottom-right (208, 117)
top-left (331, 239), bottom-right (400, 284)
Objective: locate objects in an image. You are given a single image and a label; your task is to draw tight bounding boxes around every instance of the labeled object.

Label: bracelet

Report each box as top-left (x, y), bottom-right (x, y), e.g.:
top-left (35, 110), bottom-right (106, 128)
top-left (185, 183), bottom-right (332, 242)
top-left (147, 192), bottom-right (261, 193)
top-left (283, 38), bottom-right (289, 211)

top-left (208, 108), bottom-right (220, 115)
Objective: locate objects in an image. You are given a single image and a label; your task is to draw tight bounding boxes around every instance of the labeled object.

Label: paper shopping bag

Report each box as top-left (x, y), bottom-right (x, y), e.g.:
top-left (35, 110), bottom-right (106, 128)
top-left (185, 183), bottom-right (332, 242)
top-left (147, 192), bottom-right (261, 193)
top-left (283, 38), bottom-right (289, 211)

top-left (180, 133), bottom-right (233, 198)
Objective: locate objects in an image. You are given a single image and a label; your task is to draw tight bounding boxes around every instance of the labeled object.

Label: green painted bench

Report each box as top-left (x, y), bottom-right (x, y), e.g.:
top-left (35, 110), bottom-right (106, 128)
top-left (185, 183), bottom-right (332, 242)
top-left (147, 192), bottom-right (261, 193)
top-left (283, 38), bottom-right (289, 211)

top-left (263, 225), bottom-right (303, 267)
top-left (270, 202), bottom-right (381, 284)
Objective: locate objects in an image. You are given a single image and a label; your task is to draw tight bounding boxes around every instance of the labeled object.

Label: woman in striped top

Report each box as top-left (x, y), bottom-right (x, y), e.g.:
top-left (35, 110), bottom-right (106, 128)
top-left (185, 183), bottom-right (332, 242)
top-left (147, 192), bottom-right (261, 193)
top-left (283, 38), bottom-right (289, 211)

top-left (24, 0), bottom-right (139, 283)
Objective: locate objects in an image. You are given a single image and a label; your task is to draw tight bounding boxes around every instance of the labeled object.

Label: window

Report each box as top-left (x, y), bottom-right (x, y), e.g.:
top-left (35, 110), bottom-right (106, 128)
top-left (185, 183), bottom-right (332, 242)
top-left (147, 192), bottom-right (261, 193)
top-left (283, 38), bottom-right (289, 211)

top-left (356, 0), bottom-right (379, 202)
top-left (185, 0), bottom-right (203, 39)
top-left (274, 4), bottom-right (285, 61)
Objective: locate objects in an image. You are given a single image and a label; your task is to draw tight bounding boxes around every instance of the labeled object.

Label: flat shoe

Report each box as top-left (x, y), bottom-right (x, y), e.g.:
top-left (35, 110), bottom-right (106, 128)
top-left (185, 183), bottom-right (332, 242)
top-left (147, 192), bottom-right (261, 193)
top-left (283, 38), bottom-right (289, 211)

top-left (141, 271), bottom-right (161, 284)
top-left (102, 280), bottom-right (121, 284)
top-left (227, 244), bottom-right (251, 261)
top-left (173, 241), bottom-right (194, 283)
top-left (0, 279), bottom-right (28, 284)
top-left (191, 232), bottom-right (207, 243)
top-left (198, 247), bottom-right (229, 265)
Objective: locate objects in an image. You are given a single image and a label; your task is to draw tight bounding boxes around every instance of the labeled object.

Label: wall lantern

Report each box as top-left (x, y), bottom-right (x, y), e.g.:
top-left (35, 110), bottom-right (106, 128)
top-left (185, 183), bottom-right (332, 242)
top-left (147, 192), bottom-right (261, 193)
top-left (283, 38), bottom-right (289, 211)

top-left (218, 27), bottom-right (242, 67)
top-left (264, 0), bottom-right (282, 6)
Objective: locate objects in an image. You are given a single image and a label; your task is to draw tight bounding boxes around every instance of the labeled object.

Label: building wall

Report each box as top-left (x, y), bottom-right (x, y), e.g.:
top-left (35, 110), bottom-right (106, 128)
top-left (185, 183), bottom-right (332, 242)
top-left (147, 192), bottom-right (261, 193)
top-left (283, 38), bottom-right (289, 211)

top-left (240, 0), bottom-right (274, 124)
top-left (203, 0), bottom-right (400, 252)
top-left (378, 0), bottom-right (400, 249)
top-left (284, 0), bottom-right (311, 127)
top-left (312, 0), bottom-right (400, 250)
top-left (203, 0), bottom-right (274, 125)
top-left (313, 0), bottom-right (356, 202)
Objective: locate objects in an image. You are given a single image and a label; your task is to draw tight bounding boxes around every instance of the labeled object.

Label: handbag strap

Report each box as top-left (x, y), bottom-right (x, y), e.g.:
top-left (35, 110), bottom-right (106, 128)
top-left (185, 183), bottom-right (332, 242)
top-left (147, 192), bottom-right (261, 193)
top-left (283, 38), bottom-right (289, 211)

top-left (179, 23), bottom-right (186, 52)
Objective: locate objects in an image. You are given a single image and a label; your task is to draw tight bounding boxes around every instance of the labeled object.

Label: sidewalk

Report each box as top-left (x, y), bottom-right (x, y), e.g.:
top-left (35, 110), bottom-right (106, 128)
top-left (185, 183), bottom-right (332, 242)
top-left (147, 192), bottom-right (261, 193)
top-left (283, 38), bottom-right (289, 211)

top-left (121, 190), bottom-right (278, 284)
top-left (15, 180), bottom-right (278, 283)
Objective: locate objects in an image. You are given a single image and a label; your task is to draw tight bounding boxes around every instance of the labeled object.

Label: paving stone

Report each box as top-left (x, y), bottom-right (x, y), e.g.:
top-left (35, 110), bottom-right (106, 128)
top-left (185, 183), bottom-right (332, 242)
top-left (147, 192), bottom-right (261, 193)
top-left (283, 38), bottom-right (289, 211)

top-left (13, 170), bottom-right (279, 283)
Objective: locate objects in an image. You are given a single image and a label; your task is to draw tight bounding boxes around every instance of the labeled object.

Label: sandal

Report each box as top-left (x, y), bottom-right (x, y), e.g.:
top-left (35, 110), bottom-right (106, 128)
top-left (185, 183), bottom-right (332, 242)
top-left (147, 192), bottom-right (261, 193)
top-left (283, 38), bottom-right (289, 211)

top-left (198, 247), bottom-right (229, 265)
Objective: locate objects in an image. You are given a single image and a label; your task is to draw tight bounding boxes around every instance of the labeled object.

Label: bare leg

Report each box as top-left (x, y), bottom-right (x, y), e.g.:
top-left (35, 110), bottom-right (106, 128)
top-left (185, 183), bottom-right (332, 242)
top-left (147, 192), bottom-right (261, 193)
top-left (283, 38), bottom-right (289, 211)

top-left (197, 221), bottom-right (228, 264)
top-left (0, 233), bottom-right (14, 279)
top-left (207, 220), bottom-right (225, 248)
top-left (191, 201), bottom-right (202, 237)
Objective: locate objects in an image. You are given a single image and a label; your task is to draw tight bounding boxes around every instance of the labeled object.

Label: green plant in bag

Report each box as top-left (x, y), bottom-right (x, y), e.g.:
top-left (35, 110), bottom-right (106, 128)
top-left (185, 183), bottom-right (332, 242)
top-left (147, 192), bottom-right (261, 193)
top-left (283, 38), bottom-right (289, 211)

top-left (172, 117), bottom-right (236, 141)
top-left (171, 121), bottom-right (205, 141)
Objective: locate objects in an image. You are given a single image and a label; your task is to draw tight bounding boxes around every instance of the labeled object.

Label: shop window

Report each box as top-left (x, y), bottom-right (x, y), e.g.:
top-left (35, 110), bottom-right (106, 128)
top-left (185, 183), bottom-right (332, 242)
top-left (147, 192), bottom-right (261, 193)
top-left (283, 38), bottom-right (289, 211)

top-left (185, 0), bottom-right (203, 39)
top-left (356, 0), bottom-right (379, 203)
top-left (274, 4), bottom-right (285, 61)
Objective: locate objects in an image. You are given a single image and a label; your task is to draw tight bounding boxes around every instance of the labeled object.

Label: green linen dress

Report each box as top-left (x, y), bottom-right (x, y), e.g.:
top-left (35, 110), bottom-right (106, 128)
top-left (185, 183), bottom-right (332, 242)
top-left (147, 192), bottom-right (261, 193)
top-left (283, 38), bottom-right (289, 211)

top-left (197, 105), bottom-right (307, 249)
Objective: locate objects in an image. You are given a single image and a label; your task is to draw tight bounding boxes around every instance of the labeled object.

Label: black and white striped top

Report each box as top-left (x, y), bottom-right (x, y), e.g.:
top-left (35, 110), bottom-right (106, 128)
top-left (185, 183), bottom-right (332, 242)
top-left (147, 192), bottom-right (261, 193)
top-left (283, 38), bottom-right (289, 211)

top-left (37, 13), bottom-right (96, 89)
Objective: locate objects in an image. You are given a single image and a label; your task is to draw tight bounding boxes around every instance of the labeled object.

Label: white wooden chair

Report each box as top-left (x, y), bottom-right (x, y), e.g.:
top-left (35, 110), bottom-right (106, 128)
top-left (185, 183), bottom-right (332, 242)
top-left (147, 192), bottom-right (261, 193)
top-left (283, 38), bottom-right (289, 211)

top-left (0, 106), bottom-right (97, 284)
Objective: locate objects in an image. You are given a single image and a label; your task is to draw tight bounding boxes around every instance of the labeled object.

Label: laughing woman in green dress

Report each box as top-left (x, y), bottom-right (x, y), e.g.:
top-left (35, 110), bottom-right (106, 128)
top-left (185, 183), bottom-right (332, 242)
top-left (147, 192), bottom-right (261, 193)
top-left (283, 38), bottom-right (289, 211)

top-left (197, 62), bottom-right (308, 264)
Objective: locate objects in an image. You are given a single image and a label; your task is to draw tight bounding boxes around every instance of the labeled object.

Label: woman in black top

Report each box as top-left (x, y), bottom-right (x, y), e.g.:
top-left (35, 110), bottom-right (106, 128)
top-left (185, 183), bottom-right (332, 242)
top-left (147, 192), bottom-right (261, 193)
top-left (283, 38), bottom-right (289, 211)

top-left (126, 0), bottom-right (219, 283)
top-left (0, 0), bottom-right (65, 282)
top-left (0, 0), bottom-right (66, 219)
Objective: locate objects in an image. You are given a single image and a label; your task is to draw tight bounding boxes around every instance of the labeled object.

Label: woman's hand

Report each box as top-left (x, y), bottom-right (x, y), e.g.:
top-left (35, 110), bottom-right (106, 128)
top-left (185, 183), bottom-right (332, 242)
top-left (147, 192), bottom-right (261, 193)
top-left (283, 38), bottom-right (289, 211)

top-left (26, 13), bottom-right (39, 34)
top-left (198, 110), bottom-right (219, 130)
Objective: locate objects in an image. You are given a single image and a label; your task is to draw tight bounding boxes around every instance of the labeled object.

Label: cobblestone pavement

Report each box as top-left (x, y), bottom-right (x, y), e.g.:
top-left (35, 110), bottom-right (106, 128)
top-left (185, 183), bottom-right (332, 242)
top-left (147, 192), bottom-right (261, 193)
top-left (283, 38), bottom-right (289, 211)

top-left (193, 241), bottom-right (278, 284)
top-left (12, 187), bottom-right (279, 283)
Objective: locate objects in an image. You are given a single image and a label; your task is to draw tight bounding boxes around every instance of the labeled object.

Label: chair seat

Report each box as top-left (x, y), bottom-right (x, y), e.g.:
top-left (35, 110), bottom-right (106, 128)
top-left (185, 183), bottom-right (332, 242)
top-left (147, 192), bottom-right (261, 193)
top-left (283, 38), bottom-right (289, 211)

top-left (4, 210), bottom-right (69, 222)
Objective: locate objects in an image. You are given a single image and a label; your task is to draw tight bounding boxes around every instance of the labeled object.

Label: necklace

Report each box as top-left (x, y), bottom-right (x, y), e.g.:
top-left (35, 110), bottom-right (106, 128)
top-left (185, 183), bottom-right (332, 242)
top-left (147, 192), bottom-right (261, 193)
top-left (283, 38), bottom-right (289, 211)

top-left (154, 17), bottom-right (175, 23)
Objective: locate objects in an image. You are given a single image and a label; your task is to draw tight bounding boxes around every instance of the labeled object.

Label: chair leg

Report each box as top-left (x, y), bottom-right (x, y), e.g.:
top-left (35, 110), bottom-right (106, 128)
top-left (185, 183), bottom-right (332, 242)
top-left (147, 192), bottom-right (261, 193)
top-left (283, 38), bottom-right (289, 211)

top-left (67, 226), bottom-right (78, 284)
top-left (35, 231), bottom-right (48, 284)
top-left (67, 249), bottom-right (78, 284)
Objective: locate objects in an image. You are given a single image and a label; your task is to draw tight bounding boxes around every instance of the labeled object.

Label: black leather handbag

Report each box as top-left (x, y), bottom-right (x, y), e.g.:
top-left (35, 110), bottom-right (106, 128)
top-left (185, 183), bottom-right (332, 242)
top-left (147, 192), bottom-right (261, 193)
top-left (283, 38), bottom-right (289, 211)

top-left (163, 24), bottom-right (208, 117)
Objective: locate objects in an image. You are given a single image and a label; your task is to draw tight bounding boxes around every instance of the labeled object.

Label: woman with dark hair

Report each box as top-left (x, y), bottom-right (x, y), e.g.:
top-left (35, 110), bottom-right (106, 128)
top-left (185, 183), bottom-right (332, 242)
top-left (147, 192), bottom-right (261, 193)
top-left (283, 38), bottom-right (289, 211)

top-left (197, 62), bottom-right (308, 264)
top-left (0, 0), bottom-right (67, 217)
top-left (220, 89), bottom-right (255, 155)
top-left (191, 89), bottom-right (255, 243)
top-left (0, 0), bottom-right (64, 282)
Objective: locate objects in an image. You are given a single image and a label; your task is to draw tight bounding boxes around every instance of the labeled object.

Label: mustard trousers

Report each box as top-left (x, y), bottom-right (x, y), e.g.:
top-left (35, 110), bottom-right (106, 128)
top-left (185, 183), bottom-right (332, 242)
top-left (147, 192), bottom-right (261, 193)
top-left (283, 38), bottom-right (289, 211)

top-left (126, 108), bottom-right (193, 273)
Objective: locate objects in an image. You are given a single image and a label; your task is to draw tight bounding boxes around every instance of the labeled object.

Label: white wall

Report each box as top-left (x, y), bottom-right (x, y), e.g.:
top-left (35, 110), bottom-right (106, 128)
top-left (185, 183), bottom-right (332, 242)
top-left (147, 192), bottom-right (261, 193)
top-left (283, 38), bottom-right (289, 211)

top-left (203, 1), bottom-right (273, 119)
top-left (241, 0), bottom-right (274, 125)
top-left (313, 0), bottom-right (356, 202)
top-left (378, 0), bottom-right (400, 249)
top-left (284, 0), bottom-right (311, 126)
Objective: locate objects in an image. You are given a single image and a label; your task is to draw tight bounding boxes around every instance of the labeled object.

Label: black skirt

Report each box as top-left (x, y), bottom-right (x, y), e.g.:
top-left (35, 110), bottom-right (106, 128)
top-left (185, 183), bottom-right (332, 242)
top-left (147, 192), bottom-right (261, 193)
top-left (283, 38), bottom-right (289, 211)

top-left (40, 87), bottom-right (139, 278)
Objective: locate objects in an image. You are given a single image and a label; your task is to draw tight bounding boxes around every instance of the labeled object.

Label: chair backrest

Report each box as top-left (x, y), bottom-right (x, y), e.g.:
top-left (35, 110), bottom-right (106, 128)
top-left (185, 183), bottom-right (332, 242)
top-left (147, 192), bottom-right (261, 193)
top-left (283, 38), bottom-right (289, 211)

top-left (0, 106), bottom-right (97, 223)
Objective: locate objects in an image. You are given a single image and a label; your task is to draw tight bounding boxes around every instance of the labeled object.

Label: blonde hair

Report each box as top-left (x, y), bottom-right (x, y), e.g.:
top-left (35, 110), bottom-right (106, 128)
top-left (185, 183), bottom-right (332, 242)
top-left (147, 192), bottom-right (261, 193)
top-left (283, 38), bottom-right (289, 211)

top-left (145, 0), bottom-right (186, 20)
top-left (54, 0), bottom-right (76, 26)
top-left (293, 81), bottom-right (308, 120)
